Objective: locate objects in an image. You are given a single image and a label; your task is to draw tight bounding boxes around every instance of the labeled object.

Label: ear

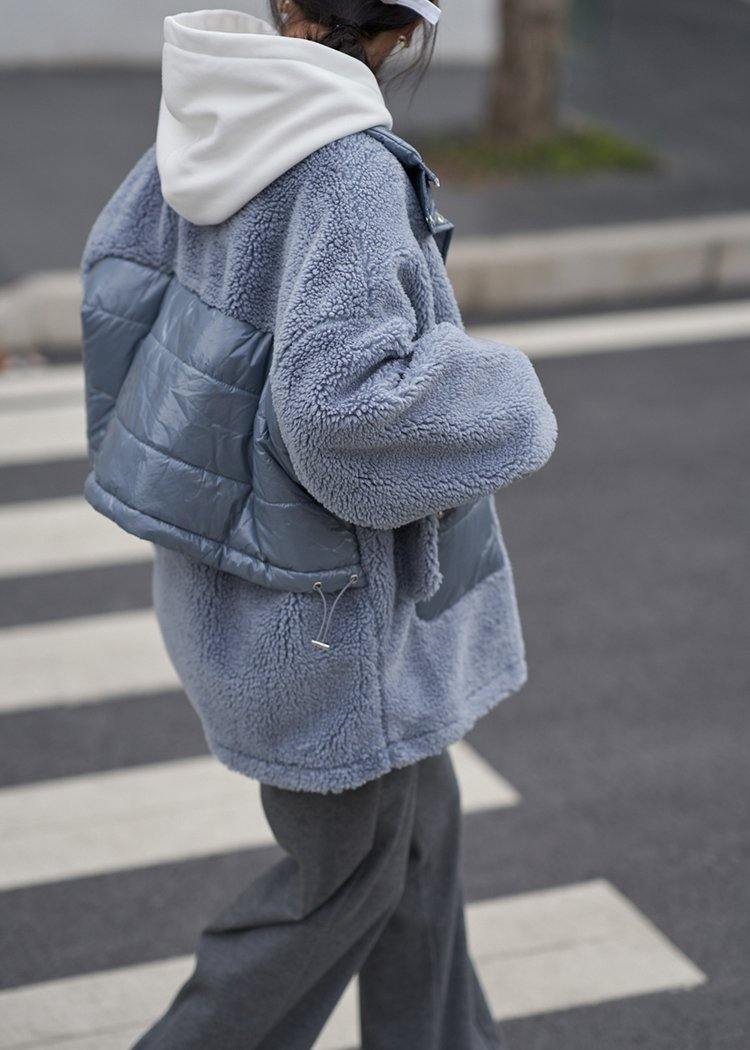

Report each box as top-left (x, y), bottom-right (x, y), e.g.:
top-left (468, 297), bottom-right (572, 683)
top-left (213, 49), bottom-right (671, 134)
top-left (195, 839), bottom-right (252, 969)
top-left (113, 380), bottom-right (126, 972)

top-left (404, 21), bottom-right (420, 44)
top-left (399, 21), bottom-right (421, 49)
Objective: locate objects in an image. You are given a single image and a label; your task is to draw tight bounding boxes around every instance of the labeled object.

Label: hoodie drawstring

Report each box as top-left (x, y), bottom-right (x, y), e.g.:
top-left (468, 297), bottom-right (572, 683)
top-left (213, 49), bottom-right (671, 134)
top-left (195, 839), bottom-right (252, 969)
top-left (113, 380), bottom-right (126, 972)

top-left (311, 574), bottom-right (359, 651)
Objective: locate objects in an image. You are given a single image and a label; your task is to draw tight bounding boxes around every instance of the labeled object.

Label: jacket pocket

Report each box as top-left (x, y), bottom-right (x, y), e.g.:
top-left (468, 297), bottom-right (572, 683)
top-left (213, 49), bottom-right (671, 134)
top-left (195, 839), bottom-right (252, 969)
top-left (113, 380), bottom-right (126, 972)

top-left (415, 495), bottom-right (505, 621)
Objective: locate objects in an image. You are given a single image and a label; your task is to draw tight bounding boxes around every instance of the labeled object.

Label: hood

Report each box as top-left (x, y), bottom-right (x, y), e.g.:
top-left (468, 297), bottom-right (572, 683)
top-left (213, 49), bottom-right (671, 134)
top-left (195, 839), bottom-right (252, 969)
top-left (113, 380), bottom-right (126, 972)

top-left (156, 9), bottom-right (393, 225)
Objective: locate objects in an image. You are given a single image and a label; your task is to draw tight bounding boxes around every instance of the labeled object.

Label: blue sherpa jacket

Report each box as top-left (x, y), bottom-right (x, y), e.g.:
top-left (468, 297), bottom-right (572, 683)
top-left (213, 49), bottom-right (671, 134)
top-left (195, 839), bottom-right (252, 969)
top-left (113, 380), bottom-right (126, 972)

top-left (81, 11), bottom-right (557, 793)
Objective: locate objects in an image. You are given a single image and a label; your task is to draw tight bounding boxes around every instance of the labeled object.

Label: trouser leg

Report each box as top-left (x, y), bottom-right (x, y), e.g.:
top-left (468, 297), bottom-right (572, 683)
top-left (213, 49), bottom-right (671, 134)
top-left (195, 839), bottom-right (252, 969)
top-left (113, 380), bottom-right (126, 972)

top-left (359, 752), bottom-right (503, 1050)
top-left (132, 762), bottom-right (419, 1050)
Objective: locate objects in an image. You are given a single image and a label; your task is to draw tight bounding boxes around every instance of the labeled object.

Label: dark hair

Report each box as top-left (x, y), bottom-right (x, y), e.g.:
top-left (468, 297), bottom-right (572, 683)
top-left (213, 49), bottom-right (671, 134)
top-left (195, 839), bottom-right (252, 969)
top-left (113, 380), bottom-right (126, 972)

top-left (269, 0), bottom-right (439, 81)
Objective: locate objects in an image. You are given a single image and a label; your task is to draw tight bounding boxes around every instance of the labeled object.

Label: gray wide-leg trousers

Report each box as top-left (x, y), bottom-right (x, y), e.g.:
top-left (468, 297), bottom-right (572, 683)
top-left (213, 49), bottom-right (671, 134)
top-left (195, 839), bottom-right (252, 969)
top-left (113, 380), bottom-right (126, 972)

top-left (132, 751), bottom-right (502, 1050)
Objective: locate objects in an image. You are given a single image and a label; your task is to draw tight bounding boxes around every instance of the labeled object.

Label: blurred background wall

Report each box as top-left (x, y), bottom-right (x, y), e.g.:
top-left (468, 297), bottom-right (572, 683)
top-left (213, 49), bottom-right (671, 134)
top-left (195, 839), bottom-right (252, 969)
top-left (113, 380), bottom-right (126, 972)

top-left (0, 0), bottom-right (497, 66)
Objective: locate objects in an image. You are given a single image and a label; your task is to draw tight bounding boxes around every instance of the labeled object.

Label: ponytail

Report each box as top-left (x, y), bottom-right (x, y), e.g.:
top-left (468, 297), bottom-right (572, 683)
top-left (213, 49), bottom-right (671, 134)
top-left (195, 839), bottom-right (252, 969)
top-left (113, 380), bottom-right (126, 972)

top-left (270, 1), bottom-right (439, 77)
top-left (319, 21), bottom-right (370, 65)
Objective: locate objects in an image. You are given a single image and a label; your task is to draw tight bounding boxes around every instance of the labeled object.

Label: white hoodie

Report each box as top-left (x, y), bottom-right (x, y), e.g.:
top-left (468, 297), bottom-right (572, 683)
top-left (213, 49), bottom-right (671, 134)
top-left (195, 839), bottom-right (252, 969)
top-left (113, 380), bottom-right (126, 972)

top-left (156, 9), bottom-right (394, 226)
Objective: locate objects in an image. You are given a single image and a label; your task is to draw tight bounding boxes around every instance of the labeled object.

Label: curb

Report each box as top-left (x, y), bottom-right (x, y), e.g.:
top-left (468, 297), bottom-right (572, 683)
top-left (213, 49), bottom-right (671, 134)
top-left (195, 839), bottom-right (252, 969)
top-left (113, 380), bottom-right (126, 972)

top-left (1, 213), bottom-right (750, 353)
top-left (448, 212), bottom-right (750, 316)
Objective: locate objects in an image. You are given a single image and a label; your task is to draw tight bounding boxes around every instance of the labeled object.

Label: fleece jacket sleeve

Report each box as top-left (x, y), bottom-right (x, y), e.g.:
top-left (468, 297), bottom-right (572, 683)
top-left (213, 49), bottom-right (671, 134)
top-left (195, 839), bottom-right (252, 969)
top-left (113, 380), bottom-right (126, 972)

top-left (270, 164), bottom-right (557, 531)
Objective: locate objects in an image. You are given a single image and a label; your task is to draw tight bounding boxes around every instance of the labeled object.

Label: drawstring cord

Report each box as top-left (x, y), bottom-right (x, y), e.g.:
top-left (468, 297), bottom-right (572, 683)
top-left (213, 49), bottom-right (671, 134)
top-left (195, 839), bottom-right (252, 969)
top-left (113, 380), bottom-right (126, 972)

top-left (311, 574), bottom-right (359, 651)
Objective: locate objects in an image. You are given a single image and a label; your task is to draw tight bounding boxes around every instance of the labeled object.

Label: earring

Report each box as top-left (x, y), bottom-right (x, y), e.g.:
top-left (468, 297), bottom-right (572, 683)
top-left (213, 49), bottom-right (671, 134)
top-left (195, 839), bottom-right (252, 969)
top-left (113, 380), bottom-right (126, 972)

top-left (397, 33), bottom-right (409, 49)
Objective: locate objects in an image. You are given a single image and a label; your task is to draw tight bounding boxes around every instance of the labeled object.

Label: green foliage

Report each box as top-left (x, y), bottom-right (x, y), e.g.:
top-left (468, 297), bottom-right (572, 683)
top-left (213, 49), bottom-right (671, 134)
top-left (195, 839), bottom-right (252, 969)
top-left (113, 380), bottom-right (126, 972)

top-left (418, 125), bottom-right (657, 183)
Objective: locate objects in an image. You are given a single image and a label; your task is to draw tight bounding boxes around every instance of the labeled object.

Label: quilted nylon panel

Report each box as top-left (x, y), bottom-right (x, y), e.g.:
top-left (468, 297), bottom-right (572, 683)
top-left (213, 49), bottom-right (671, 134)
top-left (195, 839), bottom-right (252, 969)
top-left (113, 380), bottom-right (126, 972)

top-left (82, 257), bottom-right (364, 592)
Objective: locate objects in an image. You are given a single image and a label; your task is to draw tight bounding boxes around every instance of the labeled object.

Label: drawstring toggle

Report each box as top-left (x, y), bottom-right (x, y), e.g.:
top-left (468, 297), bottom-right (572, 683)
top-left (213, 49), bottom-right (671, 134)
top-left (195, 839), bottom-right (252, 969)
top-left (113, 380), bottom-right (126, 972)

top-left (311, 574), bottom-right (359, 651)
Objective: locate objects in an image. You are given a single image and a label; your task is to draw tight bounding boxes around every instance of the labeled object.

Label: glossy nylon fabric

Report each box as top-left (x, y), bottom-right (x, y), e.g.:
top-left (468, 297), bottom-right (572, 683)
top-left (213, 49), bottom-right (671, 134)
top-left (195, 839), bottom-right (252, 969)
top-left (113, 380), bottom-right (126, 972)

top-left (83, 257), bottom-right (363, 592)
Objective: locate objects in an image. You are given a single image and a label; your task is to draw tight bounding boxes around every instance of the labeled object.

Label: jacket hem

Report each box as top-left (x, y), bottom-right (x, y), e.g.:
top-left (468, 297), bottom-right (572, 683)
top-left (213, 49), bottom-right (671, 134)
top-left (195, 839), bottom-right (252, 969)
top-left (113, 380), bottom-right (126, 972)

top-left (207, 658), bottom-right (527, 793)
top-left (85, 473), bottom-right (364, 593)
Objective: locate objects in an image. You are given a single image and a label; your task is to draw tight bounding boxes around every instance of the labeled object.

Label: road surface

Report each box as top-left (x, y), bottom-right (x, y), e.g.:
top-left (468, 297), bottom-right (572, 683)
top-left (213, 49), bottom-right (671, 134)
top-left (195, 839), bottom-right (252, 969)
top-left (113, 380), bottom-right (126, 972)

top-left (0, 306), bottom-right (748, 1048)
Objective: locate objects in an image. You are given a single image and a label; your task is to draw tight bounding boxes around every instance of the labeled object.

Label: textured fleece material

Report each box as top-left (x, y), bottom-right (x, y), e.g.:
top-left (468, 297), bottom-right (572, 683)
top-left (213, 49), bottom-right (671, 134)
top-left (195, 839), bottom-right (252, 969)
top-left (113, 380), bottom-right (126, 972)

top-left (84, 133), bottom-right (556, 793)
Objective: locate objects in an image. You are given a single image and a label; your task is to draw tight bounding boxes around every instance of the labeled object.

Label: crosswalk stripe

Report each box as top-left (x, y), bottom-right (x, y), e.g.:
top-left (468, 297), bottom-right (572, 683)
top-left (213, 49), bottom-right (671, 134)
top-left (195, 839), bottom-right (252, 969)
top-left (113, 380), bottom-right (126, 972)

top-left (0, 404), bottom-right (86, 465)
top-left (0, 743), bottom-right (517, 892)
top-left (451, 739), bottom-right (520, 810)
top-left (471, 880), bottom-right (705, 1019)
top-left (0, 364), bottom-right (83, 406)
top-left (0, 610), bottom-right (179, 714)
top-left (0, 965), bottom-right (360, 1050)
top-left (0, 1031), bottom-right (149, 1050)
top-left (0, 880), bottom-right (705, 1049)
top-left (0, 496), bottom-right (150, 578)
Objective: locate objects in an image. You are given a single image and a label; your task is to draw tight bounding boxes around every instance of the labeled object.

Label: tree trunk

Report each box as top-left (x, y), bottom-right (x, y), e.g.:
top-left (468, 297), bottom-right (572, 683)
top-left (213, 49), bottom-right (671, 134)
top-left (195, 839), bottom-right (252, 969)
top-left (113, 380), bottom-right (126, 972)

top-left (487, 0), bottom-right (570, 143)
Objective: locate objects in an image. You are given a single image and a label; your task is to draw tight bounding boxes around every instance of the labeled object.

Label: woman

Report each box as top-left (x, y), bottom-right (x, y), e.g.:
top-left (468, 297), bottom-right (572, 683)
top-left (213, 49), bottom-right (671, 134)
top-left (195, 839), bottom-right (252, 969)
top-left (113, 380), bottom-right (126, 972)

top-left (81, 2), bottom-right (556, 1047)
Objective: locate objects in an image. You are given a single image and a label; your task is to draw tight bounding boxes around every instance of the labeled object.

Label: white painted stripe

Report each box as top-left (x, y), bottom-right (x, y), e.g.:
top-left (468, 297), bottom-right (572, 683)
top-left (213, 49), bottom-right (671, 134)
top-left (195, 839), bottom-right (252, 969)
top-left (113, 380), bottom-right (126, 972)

top-left (0, 610), bottom-right (179, 714)
top-left (0, 403), bottom-right (85, 465)
top-left (452, 738), bottom-right (520, 810)
top-left (0, 1030), bottom-right (148, 1050)
top-left (0, 364), bottom-right (83, 402)
top-left (314, 980), bottom-right (360, 1050)
top-left (0, 881), bottom-right (705, 1049)
top-left (0, 991), bottom-right (357, 1050)
top-left (469, 880), bottom-right (705, 1019)
top-left (0, 742), bottom-right (518, 892)
top-left (0, 497), bottom-right (150, 578)
top-left (0, 758), bottom-right (272, 892)
top-left (0, 958), bottom-right (193, 1050)
top-left (476, 299), bottom-right (750, 358)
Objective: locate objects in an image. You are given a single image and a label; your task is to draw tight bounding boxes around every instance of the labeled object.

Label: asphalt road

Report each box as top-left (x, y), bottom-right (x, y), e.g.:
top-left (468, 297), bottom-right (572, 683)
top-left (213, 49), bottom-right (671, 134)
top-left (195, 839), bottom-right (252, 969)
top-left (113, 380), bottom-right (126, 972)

top-left (0, 326), bottom-right (748, 1047)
